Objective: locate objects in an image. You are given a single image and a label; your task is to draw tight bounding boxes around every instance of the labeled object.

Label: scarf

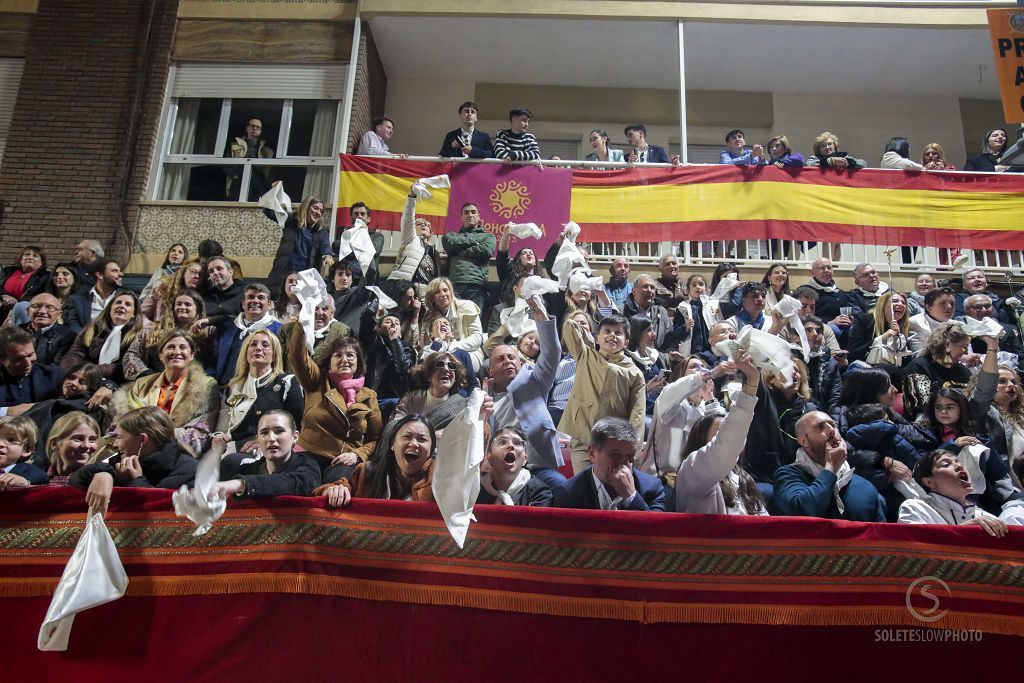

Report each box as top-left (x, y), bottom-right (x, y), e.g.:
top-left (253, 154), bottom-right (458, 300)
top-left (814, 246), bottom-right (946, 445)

top-left (853, 281), bottom-right (890, 302)
top-left (330, 375), bottom-right (364, 406)
top-left (234, 311), bottom-right (277, 340)
top-left (481, 468), bottom-right (532, 506)
top-left (735, 308), bottom-right (765, 330)
top-left (98, 324), bottom-right (126, 365)
top-left (793, 447), bottom-right (853, 514)
top-left (225, 370), bottom-right (274, 432)
top-left (805, 278), bottom-right (839, 294)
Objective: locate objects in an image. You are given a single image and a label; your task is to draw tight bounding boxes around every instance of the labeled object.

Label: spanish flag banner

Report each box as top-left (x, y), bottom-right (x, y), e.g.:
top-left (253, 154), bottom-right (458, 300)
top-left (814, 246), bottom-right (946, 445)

top-left (339, 155), bottom-right (1024, 249)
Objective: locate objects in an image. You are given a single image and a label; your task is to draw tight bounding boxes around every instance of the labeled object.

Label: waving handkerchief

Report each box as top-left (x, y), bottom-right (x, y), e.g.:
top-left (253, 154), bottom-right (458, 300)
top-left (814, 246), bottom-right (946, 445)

top-left (171, 442), bottom-right (227, 537)
top-left (551, 241), bottom-right (589, 290)
top-left (961, 316), bottom-right (1005, 339)
top-left (710, 273), bottom-right (741, 302)
top-left (775, 294), bottom-right (811, 361)
top-left (568, 268), bottom-right (603, 294)
top-left (258, 183), bottom-right (292, 227)
top-left (506, 222), bottom-right (542, 240)
top-left (38, 513), bottom-right (128, 651)
top-left (520, 275), bottom-right (560, 299)
top-left (500, 298), bottom-right (536, 338)
top-left (714, 326), bottom-right (794, 384)
top-left (366, 285), bottom-right (398, 311)
top-left (411, 173), bottom-right (450, 199)
top-left (432, 389), bottom-right (486, 548)
top-left (562, 221), bottom-right (581, 240)
top-left (292, 268), bottom-right (329, 353)
top-left (337, 218), bottom-right (377, 274)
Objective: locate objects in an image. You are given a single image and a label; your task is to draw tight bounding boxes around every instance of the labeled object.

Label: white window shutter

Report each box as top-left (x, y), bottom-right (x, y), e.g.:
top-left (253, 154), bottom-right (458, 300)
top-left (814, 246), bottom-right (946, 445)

top-left (171, 62), bottom-right (346, 100)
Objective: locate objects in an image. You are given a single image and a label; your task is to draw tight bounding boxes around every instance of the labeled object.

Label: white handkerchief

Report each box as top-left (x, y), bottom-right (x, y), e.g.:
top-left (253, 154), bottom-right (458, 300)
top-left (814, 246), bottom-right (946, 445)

top-left (520, 275), bottom-right (560, 299)
top-left (961, 444), bottom-right (988, 496)
top-left (961, 316), bottom-right (1004, 339)
top-left (38, 514), bottom-right (128, 651)
top-left (710, 274), bottom-right (741, 302)
top-left (500, 298), bottom-right (537, 338)
top-left (337, 219), bottom-right (376, 275)
top-left (775, 294), bottom-right (811, 361)
top-left (551, 242), bottom-right (589, 290)
top-left (714, 326), bottom-right (794, 384)
top-left (431, 389), bottom-right (486, 548)
top-left (411, 174), bottom-right (450, 199)
top-left (366, 286), bottom-right (398, 311)
top-left (562, 221), bottom-right (581, 240)
top-left (171, 442), bottom-right (227, 536)
top-left (292, 268), bottom-right (329, 354)
top-left (506, 222), bottom-right (542, 240)
top-left (259, 184), bottom-right (292, 227)
top-left (568, 268), bottom-right (603, 294)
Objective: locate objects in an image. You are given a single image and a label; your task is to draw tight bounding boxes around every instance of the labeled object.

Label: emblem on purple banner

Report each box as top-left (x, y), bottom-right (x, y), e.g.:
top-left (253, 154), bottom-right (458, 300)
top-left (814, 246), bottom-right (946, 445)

top-left (445, 163), bottom-right (572, 257)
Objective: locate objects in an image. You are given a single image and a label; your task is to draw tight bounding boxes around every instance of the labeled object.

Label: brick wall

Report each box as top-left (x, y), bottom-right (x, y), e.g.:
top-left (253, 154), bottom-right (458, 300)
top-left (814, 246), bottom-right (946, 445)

top-left (347, 22), bottom-right (387, 154)
top-left (0, 0), bottom-right (179, 266)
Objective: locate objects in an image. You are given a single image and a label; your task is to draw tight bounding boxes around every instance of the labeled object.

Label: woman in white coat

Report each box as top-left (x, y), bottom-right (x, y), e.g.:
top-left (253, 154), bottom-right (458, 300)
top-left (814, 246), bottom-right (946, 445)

top-left (674, 349), bottom-right (769, 515)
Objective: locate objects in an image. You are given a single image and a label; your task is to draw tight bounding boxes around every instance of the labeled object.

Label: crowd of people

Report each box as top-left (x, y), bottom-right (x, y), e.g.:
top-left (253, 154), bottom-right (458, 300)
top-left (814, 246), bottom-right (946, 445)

top-left (354, 102), bottom-right (1021, 177)
top-left (2, 130), bottom-right (1024, 538)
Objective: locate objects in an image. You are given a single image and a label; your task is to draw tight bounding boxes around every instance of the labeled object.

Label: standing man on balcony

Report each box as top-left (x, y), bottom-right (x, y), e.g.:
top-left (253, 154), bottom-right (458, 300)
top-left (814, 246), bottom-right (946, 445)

top-left (442, 203), bottom-right (496, 311)
top-left (438, 101), bottom-right (492, 159)
top-left (624, 124), bottom-right (679, 165)
top-left (226, 116), bottom-right (274, 201)
top-left (719, 129), bottom-right (763, 165)
top-left (493, 108), bottom-right (540, 163)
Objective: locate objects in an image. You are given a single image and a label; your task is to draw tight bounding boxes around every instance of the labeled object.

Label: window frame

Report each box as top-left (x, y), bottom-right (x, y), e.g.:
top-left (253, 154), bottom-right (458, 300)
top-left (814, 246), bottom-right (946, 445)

top-left (148, 64), bottom-right (344, 204)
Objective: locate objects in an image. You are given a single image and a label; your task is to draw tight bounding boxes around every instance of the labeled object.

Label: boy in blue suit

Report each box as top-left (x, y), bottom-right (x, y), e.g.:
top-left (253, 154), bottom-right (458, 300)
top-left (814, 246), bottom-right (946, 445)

top-left (552, 417), bottom-right (665, 512)
top-left (0, 415), bottom-right (48, 488)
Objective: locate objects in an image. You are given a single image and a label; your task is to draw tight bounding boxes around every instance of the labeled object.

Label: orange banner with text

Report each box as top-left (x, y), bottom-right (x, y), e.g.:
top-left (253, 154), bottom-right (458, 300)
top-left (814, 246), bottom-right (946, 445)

top-left (987, 8), bottom-right (1024, 123)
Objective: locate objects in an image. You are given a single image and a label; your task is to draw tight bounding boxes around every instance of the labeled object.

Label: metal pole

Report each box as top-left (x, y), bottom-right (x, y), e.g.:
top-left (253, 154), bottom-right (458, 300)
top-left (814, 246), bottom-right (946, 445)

top-left (677, 21), bottom-right (688, 165)
top-left (331, 0), bottom-right (362, 233)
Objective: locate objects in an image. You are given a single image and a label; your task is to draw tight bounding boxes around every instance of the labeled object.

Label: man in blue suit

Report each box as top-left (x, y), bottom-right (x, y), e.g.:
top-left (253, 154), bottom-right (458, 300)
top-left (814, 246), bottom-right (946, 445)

top-left (438, 101), bottom-right (493, 159)
top-left (552, 417), bottom-right (665, 512)
top-left (624, 123), bottom-right (678, 165)
top-left (489, 295), bottom-right (565, 488)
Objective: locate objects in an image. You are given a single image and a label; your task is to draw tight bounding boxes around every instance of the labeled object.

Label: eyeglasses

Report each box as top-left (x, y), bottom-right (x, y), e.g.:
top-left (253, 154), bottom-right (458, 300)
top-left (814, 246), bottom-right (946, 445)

top-left (494, 437), bottom-right (526, 448)
top-left (434, 360), bottom-right (458, 371)
top-left (28, 304), bottom-right (58, 312)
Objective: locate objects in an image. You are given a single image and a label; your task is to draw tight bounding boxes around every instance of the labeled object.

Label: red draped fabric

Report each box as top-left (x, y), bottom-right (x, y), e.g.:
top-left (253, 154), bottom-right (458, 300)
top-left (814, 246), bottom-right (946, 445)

top-left (2, 487), bottom-right (1022, 680)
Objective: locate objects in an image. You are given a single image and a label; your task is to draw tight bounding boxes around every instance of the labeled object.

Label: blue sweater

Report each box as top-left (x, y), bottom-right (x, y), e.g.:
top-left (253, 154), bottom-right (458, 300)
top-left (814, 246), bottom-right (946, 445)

top-left (774, 463), bottom-right (886, 522)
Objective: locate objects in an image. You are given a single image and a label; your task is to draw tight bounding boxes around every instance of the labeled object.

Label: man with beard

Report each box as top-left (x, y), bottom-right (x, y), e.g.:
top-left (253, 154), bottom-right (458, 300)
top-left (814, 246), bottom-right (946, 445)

top-left (774, 411), bottom-right (886, 521)
top-left (197, 256), bottom-right (246, 329)
top-left (64, 258), bottom-right (123, 332)
top-left (487, 296), bottom-right (565, 488)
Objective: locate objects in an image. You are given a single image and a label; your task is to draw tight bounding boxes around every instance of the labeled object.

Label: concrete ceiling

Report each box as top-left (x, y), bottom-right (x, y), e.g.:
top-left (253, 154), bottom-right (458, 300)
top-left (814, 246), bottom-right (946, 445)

top-left (369, 16), bottom-right (1001, 98)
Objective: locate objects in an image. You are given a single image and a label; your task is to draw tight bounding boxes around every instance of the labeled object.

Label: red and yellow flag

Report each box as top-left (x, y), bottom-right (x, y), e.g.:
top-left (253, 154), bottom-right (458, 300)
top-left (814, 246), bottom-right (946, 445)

top-left (339, 155), bottom-right (1024, 249)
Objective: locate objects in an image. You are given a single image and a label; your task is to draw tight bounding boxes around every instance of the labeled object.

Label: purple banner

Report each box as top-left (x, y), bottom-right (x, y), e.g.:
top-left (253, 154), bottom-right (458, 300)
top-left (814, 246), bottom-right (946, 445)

top-left (444, 163), bottom-right (572, 258)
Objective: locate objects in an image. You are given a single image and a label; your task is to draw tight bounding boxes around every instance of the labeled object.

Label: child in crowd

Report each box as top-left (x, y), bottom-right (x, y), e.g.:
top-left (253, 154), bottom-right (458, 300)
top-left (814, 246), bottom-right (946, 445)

top-left (0, 416), bottom-right (48, 488)
top-left (844, 402), bottom-right (921, 521)
top-left (558, 313), bottom-right (646, 475)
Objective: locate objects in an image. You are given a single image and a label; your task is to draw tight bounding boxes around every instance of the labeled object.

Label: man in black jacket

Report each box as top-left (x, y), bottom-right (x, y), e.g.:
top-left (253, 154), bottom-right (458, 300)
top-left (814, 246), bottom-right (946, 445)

top-left (21, 294), bottom-right (75, 366)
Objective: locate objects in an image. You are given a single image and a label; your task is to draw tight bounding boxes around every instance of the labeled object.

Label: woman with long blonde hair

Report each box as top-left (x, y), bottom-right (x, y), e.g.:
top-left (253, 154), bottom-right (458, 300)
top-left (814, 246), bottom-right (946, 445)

top-left (262, 181), bottom-right (335, 293)
top-left (45, 412), bottom-right (100, 485)
top-left (213, 330), bottom-right (303, 454)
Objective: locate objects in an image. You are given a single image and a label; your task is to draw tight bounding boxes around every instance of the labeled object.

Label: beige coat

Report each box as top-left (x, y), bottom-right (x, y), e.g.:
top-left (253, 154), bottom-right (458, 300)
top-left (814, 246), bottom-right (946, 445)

top-left (557, 318), bottom-right (646, 449)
